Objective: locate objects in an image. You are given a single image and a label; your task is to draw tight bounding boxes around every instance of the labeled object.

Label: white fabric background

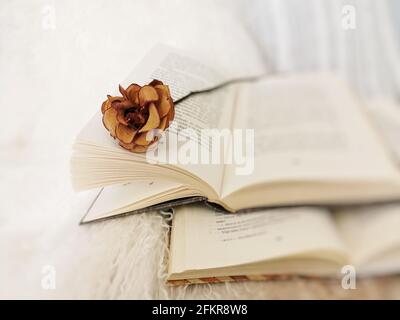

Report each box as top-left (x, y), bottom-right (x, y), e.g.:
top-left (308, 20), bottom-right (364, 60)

top-left (0, 0), bottom-right (399, 299)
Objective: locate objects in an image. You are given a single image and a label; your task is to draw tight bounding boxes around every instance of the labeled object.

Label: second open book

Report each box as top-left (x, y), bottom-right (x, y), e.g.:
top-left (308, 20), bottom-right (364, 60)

top-left (72, 45), bottom-right (400, 223)
top-left (168, 203), bottom-right (400, 285)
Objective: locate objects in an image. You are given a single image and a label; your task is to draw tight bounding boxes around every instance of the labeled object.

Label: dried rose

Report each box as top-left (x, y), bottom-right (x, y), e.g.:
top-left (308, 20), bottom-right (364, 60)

top-left (101, 79), bottom-right (175, 153)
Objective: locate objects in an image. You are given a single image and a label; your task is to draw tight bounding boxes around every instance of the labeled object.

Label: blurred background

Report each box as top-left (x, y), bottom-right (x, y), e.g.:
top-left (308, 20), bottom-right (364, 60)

top-left (0, 0), bottom-right (399, 298)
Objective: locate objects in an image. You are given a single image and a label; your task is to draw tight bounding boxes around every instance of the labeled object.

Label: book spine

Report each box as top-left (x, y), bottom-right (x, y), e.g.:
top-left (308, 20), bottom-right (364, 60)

top-left (167, 274), bottom-right (323, 286)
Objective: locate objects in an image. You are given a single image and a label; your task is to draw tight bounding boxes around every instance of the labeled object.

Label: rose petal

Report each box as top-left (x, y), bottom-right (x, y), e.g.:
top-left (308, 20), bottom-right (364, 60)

top-left (101, 99), bottom-right (110, 114)
top-left (126, 83), bottom-right (141, 105)
top-left (102, 107), bottom-right (119, 137)
top-left (139, 85), bottom-right (159, 106)
top-left (115, 99), bottom-right (132, 110)
top-left (155, 88), bottom-right (172, 118)
top-left (116, 108), bottom-right (128, 125)
top-left (149, 79), bottom-right (163, 86)
top-left (131, 145), bottom-right (148, 153)
top-left (119, 84), bottom-right (128, 99)
top-left (154, 84), bottom-right (170, 96)
top-left (158, 116), bottom-right (168, 131)
top-left (116, 124), bottom-right (137, 144)
top-left (119, 141), bottom-right (134, 151)
top-left (139, 103), bottom-right (160, 132)
top-left (166, 103), bottom-right (175, 129)
top-left (102, 96), bottom-right (124, 113)
top-left (107, 96), bottom-right (124, 108)
top-left (134, 131), bottom-right (155, 146)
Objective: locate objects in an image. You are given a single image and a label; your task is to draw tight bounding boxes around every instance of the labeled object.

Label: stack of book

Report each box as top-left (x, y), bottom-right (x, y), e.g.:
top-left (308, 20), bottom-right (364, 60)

top-left (72, 45), bottom-right (400, 285)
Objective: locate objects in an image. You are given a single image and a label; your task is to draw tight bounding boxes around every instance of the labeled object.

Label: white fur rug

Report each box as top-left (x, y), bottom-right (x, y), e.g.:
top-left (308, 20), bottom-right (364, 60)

top-left (2, 176), bottom-right (399, 299)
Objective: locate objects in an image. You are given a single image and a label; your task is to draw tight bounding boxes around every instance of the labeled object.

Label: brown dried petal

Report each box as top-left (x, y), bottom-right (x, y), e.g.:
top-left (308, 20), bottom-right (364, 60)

top-left (158, 115), bottom-right (168, 131)
top-left (148, 79), bottom-right (164, 87)
top-left (131, 145), bottom-right (148, 153)
top-left (101, 100), bottom-right (110, 114)
top-left (139, 85), bottom-right (159, 106)
top-left (139, 103), bottom-right (160, 132)
top-left (102, 107), bottom-right (119, 137)
top-left (154, 84), bottom-right (170, 95)
top-left (155, 87), bottom-right (172, 118)
top-left (115, 124), bottom-right (137, 144)
top-left (166, 103), bottom-right (175, 129)
top-left (134, 131), bottom-right (155, 146)
top-left (114, 99), bottom-right (132, 110)
top-left (119, 84), bottom-right (128, 100)
top-left (126, 83), bottom-right (140, 105)
top-left (115, 109), bottom-right (126, 125)
top-left (119, 141), bottom-right (134, 151)
top-left (102, 96), bottom-right (123, 114)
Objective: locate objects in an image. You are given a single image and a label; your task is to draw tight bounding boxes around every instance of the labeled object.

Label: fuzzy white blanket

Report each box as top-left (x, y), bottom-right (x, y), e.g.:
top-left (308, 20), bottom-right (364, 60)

top-left (4, 204), bottom-right (399, 299)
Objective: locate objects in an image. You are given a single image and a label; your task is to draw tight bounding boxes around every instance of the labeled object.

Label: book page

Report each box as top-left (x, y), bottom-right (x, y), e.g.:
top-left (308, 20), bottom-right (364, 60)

top-left (169, 205), bottom-right (347, 275)
top-left (156, 85), bottom-right (237, 193)
top-left (123, 44), bottom-right (225, 100)
top-left (335, 204), bottom-right (400, 274)
top-left (367, 99), bottom-right (400, 164)
top-left (221, 74), bottom-right (400, 198)
top-left (81, 180), bottom-right (185, 223)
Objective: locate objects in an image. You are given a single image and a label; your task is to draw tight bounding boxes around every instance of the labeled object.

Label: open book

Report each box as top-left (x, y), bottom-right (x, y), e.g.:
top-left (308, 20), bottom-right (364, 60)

top-left (168, 203), bottom-right (400, 285)
top-left (72, 45), bottom-right (400, 223)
